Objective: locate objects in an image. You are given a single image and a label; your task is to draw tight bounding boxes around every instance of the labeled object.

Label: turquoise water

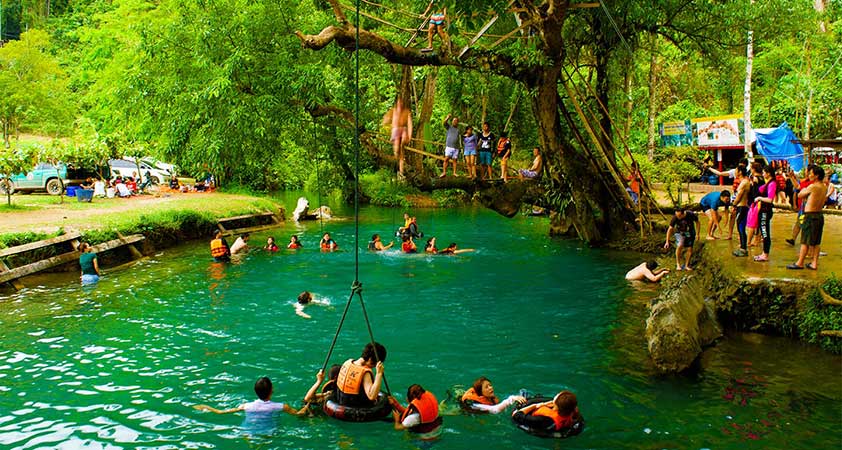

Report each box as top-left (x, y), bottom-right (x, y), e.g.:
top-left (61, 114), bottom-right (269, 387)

top-left (0, 202), bottom-right (840, 449)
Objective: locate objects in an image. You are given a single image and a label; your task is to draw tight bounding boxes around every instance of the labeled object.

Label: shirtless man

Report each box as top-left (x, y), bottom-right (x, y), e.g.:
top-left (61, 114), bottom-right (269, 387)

top-left (519, 147), bottom-right (543, 180)
top-left (731, 166), bottom-right (751, 257)
top-left (382, 98), bottom-right (413, 179)
top-left (625, 261), bottom-right (669, 282)
top-left (787, 166), bottom-right (827, 270)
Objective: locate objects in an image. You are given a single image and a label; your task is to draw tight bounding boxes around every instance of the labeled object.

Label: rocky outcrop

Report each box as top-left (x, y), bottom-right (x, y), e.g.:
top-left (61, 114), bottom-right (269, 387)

top-left (645, 272), bottom-right (723, 372)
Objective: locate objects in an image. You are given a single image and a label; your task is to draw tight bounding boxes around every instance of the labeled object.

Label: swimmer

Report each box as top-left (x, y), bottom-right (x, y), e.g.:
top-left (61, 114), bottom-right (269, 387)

top-left (264, 237), bottom-right (279, 252)
top-left (388, 384), bottom-right (442, 438)
top-left (438, 243), bottom-right (474, 255)
top-left (194, 376), bottom-right (308, 416)
top-left (287, 235), bottom-right (302, 249)
top-left (368, 234), bottom-right (394, 251)
top-left (460, 377), bottom-right (526, 414)
top-left (512, 390), bottom-right (581, 433)
top-left (401, 234), bottom-right (417, 253)
top-left (295, 291), bottom-right (330, 319)
top-left (320, 233), bottom-right (338, 251)
top-left (624, 261), bottom-right (669, 282)
top-left (303, 365), bottom-right (341, 405)
top-left (424, 237), bottom-right (438, 254)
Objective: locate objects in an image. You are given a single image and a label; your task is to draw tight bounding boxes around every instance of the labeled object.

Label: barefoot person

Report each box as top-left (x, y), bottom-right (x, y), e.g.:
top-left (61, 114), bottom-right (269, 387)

top-left (698, 190), bottom-right (731, 240)
top-left (440, 114), bottom-right (461, 178)
top-left (753, 165), bottom-right (777, 262)
top-left (518, 147), bottom-right (543, 180)
top-left (731, 166), bottom-right (751, 257)
top-left (420, 6), bottom-right (449, 53)
top-left (382, 98), bottom-right (412, 179)
top-left (664, 209), bottom-right (699, 271)
top-left (496, 132), bottom-right (512, 182)
top-left (625, 261), bottom-right (669, 282)
top-left (787, 165), bottom-right (827, 270)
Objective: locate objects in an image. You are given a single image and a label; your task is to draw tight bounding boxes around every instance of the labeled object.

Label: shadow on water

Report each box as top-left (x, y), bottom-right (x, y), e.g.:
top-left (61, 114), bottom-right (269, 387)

top-left (0, 203), bottom-right (839, 449)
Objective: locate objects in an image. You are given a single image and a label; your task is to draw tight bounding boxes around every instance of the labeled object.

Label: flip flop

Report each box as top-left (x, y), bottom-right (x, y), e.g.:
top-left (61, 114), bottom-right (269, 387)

top-left (753, 256), bottom-right (768, 262)
top-left (806, 263), bottom-right (817, 270)
top-left (786, 263), bottom-right (804, 270)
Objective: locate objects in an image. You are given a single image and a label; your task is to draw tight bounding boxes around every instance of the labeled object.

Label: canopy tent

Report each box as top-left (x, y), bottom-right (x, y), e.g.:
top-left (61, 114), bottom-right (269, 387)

top-left (754, 122), bottom-right (804, 172)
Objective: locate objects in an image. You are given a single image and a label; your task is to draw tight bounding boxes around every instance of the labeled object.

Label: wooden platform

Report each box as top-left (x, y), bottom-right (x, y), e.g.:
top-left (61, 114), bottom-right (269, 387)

top-left (217, 211), bottom-right (283, 236)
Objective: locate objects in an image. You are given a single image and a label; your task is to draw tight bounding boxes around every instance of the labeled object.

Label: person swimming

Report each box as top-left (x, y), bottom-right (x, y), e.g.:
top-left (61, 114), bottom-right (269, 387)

top-left (460, 376), bottom-right (526, 414)
top-left (369, 234), bottom-right (394, 251)
top-left (438, 242), bottom-right (475, 255)
top-left (295, 291), bottom-right (330, 319)
top-left (303, 365), bottom-right (342, 406)
top-left (401, 234), bottom-right (417, 253)
top-left (264, 237), bottom-right (279, 252)
top-left (512, 390), bottom-right (582, 433)
top-left (320, 233), bottom-right (338, 251)
top-left (287, 235), bottom-right (302, 249)
top-left (424, 237), bottom-right (438, 254)
top-left (389, 384), bottom-right (442, 439)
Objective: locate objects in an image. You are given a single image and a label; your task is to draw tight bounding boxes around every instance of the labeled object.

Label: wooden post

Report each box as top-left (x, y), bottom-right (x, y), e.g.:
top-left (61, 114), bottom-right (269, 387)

top-left (116, 231), bottom-right (144, 260)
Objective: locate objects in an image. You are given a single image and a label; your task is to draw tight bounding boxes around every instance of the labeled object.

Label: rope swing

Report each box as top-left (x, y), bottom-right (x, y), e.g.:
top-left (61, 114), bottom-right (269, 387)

top-left (318, 0), bottom-right (391, 397)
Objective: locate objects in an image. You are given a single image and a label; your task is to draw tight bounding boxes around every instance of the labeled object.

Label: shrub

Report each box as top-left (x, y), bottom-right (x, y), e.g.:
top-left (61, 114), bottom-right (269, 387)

top-left (359, 169), bottom-right (418, 207)
top-left (797, 274), bottom-right (842, 354)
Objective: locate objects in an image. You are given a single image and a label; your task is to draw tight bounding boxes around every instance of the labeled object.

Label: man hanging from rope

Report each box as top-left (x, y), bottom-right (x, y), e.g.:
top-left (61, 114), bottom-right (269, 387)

top-left (382, 97), bottom-right (413, 180)
top-left (335, 342), bottom-right (388, 407)
top-left (420, 3), bottom-right (450, 53)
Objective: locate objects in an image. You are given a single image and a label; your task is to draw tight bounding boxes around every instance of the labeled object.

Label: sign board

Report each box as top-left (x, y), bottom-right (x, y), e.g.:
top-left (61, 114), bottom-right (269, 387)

top-left (692, 114), bottom-right (744, 147)
top-left (659, 120), bottom-right (693, 147)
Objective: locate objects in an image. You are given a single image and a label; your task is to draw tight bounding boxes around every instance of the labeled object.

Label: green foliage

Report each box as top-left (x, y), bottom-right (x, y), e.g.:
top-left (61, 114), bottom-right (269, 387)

top-left (638, 146), bottom-right (700, 207)
top-left (359, 169), bottom-right (418, 207)
top-left (0, 231), bottom-right (53, 249)
top-left (798, 275), bottom-right (842, 354)
top-left (431, 189), bottom-right (470, 208)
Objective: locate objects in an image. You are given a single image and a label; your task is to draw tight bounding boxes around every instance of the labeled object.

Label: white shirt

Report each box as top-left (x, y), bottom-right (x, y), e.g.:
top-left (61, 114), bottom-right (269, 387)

top-left (230, 237), bottom-right (248, 255)
top-left (242, 399), bottom-right (285, 413)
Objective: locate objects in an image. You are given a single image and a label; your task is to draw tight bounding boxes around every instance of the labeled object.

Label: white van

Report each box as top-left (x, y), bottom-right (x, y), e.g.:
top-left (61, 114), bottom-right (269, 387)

top-left (109, 159), bottom-right (171, 184)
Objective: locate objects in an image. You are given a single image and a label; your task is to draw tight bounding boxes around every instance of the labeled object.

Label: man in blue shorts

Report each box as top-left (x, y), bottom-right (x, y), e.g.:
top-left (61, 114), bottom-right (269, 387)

top-left (699, 190), bottom-right (731, 240)
top-left (664, 209), bottom-right (700, 271)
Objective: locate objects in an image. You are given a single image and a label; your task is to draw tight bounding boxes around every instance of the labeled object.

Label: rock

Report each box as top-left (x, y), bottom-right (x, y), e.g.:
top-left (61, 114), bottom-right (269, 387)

top-left (645, 272), bottom-right (722, 373)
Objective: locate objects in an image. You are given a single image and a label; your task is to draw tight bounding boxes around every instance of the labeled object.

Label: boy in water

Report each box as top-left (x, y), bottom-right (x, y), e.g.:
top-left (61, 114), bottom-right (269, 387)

top-left (194, 377), bottom-right (307, 416)
top-left (664, 209), bottom-right (700, 271)
top-left (625, 261), bottom-right (669, 282)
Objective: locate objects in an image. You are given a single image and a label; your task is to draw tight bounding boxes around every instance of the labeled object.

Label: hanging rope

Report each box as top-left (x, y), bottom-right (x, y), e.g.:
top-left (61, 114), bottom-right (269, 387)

top-left (312, 119), bottom-right (324, 233)
top-left (316, 0), bottom-right (391, 399)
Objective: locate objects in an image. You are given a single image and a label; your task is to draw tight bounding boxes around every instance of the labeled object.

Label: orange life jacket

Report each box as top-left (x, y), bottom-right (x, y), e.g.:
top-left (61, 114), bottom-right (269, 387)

top-left (496, 138), bottom-right (510, 155)
top-left (401, 391), bottom-right (439, 424)
top-left (337, 359), bottom-right (371, 396)
top-left (460, 387), bottom-right (496, 406)
top-left (210, 238), bottom-right (229, 258)
top-left (532, 405), bottom-right (576, 431)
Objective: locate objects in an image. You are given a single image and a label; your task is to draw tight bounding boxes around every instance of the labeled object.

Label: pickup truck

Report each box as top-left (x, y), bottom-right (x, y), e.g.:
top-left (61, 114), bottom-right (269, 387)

top-left (0, 163), bottom-right (106, 195)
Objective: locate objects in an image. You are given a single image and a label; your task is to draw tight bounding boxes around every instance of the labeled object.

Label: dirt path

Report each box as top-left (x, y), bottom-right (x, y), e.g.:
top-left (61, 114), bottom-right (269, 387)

top-left (0, 192), bottom-right (266, 235)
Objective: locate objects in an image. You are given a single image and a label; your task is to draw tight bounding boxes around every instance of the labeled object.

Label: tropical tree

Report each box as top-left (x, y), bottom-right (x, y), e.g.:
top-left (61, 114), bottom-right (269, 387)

top-left (0, 145), bottom-right (36, 205)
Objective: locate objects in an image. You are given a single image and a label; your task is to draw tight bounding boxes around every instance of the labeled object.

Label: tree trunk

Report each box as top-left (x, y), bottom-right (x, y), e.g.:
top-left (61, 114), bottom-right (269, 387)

top-left (594, 43), bottom-right (613, 160)
top-left (414, 68), bottom-right (438, 174)
top-left (743, 0), bottom-right (754, 157)
top-left (646, 32), bottom-right (658, 161)
top-left (623, 53), bottom-right (634, 144)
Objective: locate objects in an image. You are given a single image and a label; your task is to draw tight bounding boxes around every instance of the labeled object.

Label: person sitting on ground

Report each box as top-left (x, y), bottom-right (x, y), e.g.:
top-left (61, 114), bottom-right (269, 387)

top-left (194, 376), bottom-right (308, 416)
top-left (125, 177), bottom-right (138, 194)
top-left (320, 233), bottom-right (338, 251)
top-left (210, 231), bottom-right (231, 262)
top-left (93, 178), bottom-right (107, 197)
top-left (294, 291), bottom-right (330, 319)
top-left (303, 365), bottom-right (342, 406)
top-left (421, 5), bottom-right (449, 53)
top-left (79, 242), bottom-right (101, 286)
top-left (424, 237), bottom-right (438, 254)
top-left (788, 165), bottom-right (827, 271)
top-left (512, 390), bottom-right (582, 434)
top-left (230, 233), bottom-right (250, 255)
top-left (169, 175), bottom-right (180, 190)
top-left (401, 234), bottom-right (417, 254)
top-left (115, 178), bottom-right (132, 198)
top-left (698, 190), bottom-right (731, 240)
top-left (287, 235), bottom-right (302, 249)
top-left (368, 234), bottom-right (394, 251)
top-left (460, 377), bottom-right (527, 414)
top-left (519, 147), bottom-right (543, 180)
top-left (389, 384), bottom-right (443, 438)
top-left (264, 237), bottom-right (279, 252)
top-left (336, 342), bottom-right (387, 407)
top-left (664, 208), bottom-right (699, 271)
top-left (81, 177), bottom-right (94, 190)
top-left (624, 261), bottom-right (669, 282)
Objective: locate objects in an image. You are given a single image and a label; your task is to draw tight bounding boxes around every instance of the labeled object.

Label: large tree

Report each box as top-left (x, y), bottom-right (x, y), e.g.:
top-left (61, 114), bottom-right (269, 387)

top-left (297, 0), bottom-right (638, 243)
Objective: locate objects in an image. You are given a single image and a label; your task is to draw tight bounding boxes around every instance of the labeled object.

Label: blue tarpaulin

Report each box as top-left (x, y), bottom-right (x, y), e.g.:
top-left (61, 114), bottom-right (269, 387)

top-left (755, 122), bottom-right (804, 171)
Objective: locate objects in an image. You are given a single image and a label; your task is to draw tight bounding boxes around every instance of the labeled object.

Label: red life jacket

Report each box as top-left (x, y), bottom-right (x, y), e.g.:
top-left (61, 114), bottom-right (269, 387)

top-left (460, 387), bottom-right (496, 406)
top-left (401, 391), bottom-right (439, 424)
top-left (532, 405), bottom-right (576, 431)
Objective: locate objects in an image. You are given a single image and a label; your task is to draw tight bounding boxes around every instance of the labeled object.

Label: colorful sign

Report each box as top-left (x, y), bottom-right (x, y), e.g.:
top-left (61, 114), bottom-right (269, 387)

top-left (659, 120), bottom-right (693, 147)
top-left (692, 114), bottom-right (744, 147)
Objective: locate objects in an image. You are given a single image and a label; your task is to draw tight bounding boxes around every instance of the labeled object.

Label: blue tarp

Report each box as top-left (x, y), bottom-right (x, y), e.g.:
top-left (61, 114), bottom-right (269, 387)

top-left (755, 122), bottom-right (804, 171)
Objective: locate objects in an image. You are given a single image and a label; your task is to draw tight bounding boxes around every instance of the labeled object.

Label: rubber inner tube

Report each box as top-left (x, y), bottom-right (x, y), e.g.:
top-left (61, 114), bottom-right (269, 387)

top-left (323, 392), bottom-right (392, 422)
top-left (511, 396), bottom-right (585, 439)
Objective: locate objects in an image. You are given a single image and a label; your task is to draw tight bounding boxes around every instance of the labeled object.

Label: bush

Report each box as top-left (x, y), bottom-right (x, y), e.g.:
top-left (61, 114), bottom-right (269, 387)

top-left (432, 189), bottom-right (470, 208)
top-left (642, 146), bottom-right (703, 207)
top-left (359, 169), bottom-right (419, 207)
top-left (797, 274), bottom-right (842, 354)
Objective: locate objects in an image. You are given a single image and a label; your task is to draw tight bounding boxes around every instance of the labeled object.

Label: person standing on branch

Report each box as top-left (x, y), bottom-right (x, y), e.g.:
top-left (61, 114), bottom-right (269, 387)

top-left (383, 98), bottom-right (413, 180)
top-left (440, 114), bottom-right (461, 178)
top-left (496, 132), bottom-right (512, 182)
top-left (477, 122), bottom-right (495, 181)
top-left (421, 5), bottom-right (450, 53)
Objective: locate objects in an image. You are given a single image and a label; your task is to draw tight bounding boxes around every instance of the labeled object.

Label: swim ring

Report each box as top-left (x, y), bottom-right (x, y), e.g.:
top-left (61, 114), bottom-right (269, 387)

top-left (511, 396), bottom-right (585, 439)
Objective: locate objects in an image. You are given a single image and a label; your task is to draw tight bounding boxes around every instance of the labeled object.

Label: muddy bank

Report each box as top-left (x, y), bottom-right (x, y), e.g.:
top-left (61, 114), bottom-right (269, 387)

top-left (645, 242), bottom-right (841, 373)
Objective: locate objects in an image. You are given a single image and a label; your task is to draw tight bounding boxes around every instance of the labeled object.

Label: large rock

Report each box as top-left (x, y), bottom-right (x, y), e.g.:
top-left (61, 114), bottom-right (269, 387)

top-left (645, 271), bottom-right (723, 372)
